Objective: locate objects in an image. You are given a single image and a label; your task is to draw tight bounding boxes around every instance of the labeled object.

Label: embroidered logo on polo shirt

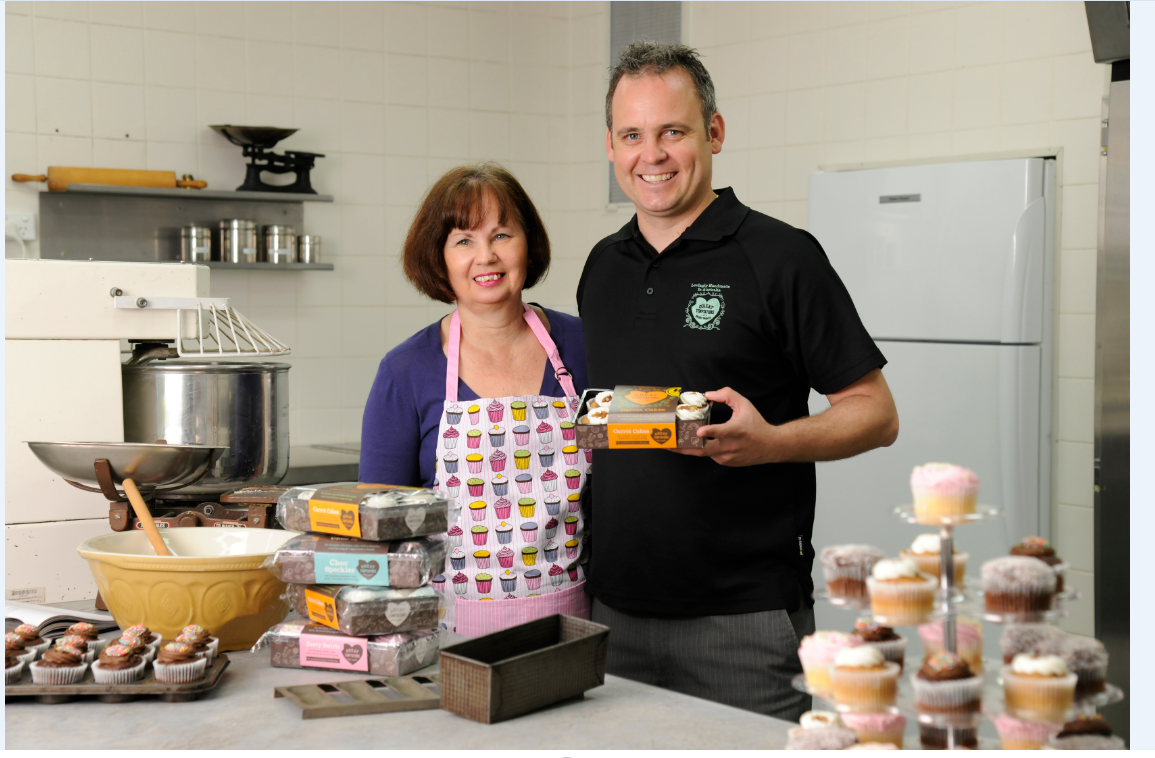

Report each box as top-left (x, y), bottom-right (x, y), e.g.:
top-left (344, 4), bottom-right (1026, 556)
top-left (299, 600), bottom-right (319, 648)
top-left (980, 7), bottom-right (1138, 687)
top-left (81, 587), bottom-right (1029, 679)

top-left (684, 283), bottom-right (729, 330)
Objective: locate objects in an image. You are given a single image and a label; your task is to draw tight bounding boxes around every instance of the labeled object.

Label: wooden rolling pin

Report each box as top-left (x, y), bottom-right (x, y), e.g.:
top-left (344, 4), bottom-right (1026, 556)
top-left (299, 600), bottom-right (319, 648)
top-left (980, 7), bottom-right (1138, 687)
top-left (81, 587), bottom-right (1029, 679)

top-left (12, 167), bottom-right (207, 191)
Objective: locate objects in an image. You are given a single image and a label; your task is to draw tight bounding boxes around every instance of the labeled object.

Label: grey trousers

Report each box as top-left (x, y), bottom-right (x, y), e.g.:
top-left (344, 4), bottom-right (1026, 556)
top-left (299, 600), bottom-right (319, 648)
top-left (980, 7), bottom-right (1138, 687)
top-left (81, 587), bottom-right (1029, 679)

top-left (591, 597), bottom-right (816, 722)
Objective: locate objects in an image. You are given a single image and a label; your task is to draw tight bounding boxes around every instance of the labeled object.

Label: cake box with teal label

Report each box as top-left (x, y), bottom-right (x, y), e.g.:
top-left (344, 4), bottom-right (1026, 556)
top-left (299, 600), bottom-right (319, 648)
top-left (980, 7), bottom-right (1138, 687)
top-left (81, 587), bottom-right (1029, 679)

top-left (311, 540), bottom-right (391, 585)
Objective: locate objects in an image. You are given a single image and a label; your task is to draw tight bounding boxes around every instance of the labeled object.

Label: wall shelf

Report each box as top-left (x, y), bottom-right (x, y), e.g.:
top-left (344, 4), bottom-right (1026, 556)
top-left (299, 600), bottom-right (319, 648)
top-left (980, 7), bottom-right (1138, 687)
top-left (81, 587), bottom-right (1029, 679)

top-left (201, 261), bottom-right (333, 271)
top-left (60, 184), bottom-right (334, 203)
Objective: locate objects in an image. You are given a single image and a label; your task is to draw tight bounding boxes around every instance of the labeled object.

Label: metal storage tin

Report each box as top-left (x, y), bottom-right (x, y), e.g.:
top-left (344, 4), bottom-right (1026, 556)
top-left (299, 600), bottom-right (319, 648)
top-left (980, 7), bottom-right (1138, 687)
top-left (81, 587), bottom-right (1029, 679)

top-left (264, 225), bottom-right (297, 264)
top-left (220, 219), bottom-right (258, 263)
top-left (297, 235), bottom-right (321, 264)
top-left (180, 225), bottom-right (212, 263)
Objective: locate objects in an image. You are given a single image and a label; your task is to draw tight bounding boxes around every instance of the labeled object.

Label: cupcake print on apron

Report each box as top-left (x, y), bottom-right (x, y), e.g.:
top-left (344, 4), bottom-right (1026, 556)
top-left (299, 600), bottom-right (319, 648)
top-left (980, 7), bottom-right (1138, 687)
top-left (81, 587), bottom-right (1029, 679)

top-left (435, 305), bottom-right (591, 637)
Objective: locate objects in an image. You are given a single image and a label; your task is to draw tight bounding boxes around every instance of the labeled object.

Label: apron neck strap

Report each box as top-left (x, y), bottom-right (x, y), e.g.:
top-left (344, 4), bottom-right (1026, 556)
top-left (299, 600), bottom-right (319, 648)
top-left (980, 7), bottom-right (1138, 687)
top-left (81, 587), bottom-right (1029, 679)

top-left (444, 304), bottom-right (577, 402)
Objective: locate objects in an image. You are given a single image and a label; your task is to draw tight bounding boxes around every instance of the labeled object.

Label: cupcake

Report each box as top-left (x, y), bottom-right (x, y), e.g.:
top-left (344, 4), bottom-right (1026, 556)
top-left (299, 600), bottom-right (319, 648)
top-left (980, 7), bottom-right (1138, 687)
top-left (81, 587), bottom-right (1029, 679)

top-left (536, 421), bottom-right (553, 443)
top-left (493, 497), bottom-right (512, 520)
top-left (564, 469), bottom-right (581, 489)
top-left (514, 449), bottom-right (531, 469)
top-left (538, 446), bottom-right (555, 467)
top-left (1002, 653), bottom-right (1077, 723)
top-left (153, 641), bottom-right (207, 683)
top-left (919, 617), bottom-right (983, 673)
top-left (910, 462), bottom-right (980, 521)
top-left (992, 712), bottom-right (1062, 749)
top-left (54, 635), bottom-right (95, 663)
top-left (30, 645), bottom-right (88, 684)
top-left (844, 742), bottom-right (898, 750)
top-left (115, 634), bottom-right (153, 664)
top-left (544, 540), bottom-right (560, 562)
top-left (515, 473), bottom-right (533, 494)
top-left (490, 450), bottom-right (507, 472)
top-left (452, 572), bottom-right (469, 595)
top-left (911, 651), bottom-right (983, 715)
top-left (522, 546), bottom-right (539, 566)
top-left (798, 631), bottom-right (861, 695)
top-left (92, 643), bottom-right (145, 684)
top-left (468, 500), bottom-right (487, 521)
top-left (9, 624), bottom-right (50, 656)
top-left (564, 516), bottom-right (579, 535)
top-left (1000, 623), bottom-right (1060, 664)
top-left (584, 448), bottom-right (593, 463)
top-left (5, 652), bottom-right (23, 685)
top-left (560, 421), bottom-right (575, 440)
top-left (544, 518), bottom-right (559, 539)
top-left (900, 533), bottom-right (967, 585)
top-left (442, 427), bottom-right (459, 449)
top-left (552, 400), bottom-right (568, 419)
top-left (830, 645), bottom-right (900, 711)
top-left (544, 493), bottom-right (561, 515)
top-left (1033, 634), bottom-right (1108, 696)
top-left (487, 400), bottom-right (504, 423)
top-left (532, 399), bottom-right (550, 420)
top-left (866, 558), bottom-right (937, 625)
top-left (491, 473), bottom-right (508, 496)
top-left (513, 425), bottom-right (530, 445)
top-left (443, 452), bottom-right (459, 473)
top-left (982, 556), bottom-right (1056, 615)
top-left (431, 575), bottom-right (446, 593)
top-left (5, 633), bottom-right (36, 665)
top-left (784, 711), bottom-right (859, 750)
top-left (450, 547), bottom-right (467, 569)
top-left (565, 539), bottom-right (579, 559)
top-left (541, 469), bottom-right (558, 492)
top-left (567, 563), bottom-right (579, 581)
top-left (1010, 536), bottom-right (1066, 592)
top-left (919, 723), bottom-right (977, 749)
top-left (511, 401), bottom-right (527, 421)
top-left (177, 624), bottom-right (218, 662)
top-left (446, 404), bottom-right (463, 425)
top-left (447, 525), bottom-right (464, 548)
top-left (467, 478), bottom-right (484, 497)
top-left (488, 425), bottom-right (506, 447)
top-left (65, 622), bottom-right (105, 653)
top-left (525, 569), bottom-right (542, 590)
top-left (471, 525), bottom-right (489, 545)
top-left (468, 404), bottom-right (480, 424)
top-left (567, 493), bottom-right (581, 513)
top-left (840, 711), bottom-right (906, 748)
top-left (445, 475), bottom-right (461, 498)
top-left (548, 564), bottom-right (564, 586)
top-left (475, 573), bottom-right (493, 594)
top-left (495, 522), bottom-right (512, 544)
top-left (820, 545), bottom-right (885, 600)
top-left (1047, 715), bottom-right (1126, 750)
top-left (851, 620), bottom-right (905, 671)
top-left (497, 546), bottom-right (515, 568)
top-left (467, 430), bottom-right (482, 449)
top-left (499, 569), bottom-right (517, 592)
top-left (562, 445), bottom-right (579, 465)
top-left (520, 522), bottom-right (538, 543)
top-left (466, 452), bottom-right (483, 472)
top-left (518, 498), bottom-right (536, 518)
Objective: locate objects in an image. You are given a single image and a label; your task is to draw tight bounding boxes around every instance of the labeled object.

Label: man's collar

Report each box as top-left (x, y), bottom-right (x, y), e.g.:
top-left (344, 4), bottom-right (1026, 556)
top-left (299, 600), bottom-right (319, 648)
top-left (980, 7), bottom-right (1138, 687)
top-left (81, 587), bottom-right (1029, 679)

top-left (626, 188), bottom-right (749, 246)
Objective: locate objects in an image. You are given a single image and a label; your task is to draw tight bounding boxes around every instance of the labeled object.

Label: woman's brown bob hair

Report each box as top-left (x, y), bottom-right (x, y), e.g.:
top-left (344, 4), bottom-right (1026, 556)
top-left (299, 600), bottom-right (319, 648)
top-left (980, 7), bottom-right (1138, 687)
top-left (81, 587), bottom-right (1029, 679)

top-left (402, 163), bottom-right (551, 304)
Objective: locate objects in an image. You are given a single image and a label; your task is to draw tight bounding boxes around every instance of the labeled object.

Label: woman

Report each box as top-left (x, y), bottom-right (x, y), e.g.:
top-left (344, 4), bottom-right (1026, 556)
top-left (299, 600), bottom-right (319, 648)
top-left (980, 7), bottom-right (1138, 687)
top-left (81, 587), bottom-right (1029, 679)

top-left (360, 163), bottom-right (591, 636)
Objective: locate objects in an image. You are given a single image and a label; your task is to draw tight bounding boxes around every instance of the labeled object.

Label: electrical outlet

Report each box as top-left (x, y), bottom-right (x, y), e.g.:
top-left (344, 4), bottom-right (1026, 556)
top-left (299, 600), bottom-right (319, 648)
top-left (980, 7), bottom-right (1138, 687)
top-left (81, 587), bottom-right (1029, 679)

top-left (6, 213), bottom-right (36, 240)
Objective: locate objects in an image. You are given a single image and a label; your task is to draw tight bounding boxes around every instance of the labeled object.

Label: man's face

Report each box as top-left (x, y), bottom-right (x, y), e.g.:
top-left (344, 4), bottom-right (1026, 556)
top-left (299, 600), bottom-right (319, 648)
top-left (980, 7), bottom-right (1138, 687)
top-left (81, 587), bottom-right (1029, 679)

top-left (606, 69), bottom-right (725, 223)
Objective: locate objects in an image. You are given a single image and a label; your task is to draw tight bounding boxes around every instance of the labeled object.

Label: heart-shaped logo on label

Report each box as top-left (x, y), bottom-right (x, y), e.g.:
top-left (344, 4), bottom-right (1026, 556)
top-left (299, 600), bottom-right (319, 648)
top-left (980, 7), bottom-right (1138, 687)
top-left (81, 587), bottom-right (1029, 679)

top-left (413, 636), bottom-right (433, 664)
top-left (691, 297), bottom-right (721, 326)
top-left (342, 644), bottom-right (363, 665)
top-left (325, 604), bottom-right (335, 622)
top-left (650, 428), bottom-right (672, 445)
top-left (357, 560), bottom-right (379, 580)
top-left (384, 601), bottom-right (411, 627)
top-left (625, 390), bottom-right (669, 405)
top-left (339, 510), bottom-right (355, 530)
top-left (404, 507), bottom-right (426, 533)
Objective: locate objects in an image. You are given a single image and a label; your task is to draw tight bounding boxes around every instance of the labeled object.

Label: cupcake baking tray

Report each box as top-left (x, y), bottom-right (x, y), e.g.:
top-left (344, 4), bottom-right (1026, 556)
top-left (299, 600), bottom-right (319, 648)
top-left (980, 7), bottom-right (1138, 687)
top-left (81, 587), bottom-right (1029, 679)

top-left (5, 654), bottom-right (229, 704)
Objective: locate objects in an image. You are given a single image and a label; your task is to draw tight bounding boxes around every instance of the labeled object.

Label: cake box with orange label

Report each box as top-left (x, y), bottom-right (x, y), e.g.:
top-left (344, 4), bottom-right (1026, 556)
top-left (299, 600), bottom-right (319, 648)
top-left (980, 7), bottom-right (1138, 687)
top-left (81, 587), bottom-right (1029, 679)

top-left (574, 385), bottom-right (712, 450)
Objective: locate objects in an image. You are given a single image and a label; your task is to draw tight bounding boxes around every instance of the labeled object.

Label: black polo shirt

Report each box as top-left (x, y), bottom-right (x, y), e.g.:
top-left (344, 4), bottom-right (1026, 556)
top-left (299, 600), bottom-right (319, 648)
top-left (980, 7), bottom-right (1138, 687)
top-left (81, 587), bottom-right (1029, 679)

top-left (576, 188), bottom-right (886, 617)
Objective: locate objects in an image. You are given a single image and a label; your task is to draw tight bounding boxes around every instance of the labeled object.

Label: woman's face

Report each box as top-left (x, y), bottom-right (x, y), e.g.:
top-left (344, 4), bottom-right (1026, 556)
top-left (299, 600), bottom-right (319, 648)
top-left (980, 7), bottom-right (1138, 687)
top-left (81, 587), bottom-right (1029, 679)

top-left (443, 194), bottom-right (529, 309)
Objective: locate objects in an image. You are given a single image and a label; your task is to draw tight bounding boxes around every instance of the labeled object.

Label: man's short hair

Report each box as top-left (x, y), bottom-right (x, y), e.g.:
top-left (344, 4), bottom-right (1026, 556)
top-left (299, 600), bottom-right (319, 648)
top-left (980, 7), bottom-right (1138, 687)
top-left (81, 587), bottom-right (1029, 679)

top-left (605, 40), bottom-right (717, 132)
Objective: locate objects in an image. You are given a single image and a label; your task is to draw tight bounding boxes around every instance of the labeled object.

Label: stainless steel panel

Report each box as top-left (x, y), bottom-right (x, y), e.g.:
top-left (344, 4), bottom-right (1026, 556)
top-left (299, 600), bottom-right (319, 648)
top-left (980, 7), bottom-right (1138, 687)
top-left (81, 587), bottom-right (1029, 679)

top-left (1094, 78), bottom-right (1128, 742)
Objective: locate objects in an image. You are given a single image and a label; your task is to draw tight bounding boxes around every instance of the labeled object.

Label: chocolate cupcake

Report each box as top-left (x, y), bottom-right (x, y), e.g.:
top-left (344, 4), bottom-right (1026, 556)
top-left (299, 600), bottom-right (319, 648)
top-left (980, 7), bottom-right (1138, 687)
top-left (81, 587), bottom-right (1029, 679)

top-left (122, 624), bottom-right (160, 648)
top-left (1000, 623), bottom-right (1060, 664)
top-left (54, 635), bottom-right (95, 663)
top-left (9, 623), bottom-right (50, 656)
top-left (1010, 536), bottom-right (1065, 592)
top-left (820, 544), bottom-right (885, 600)
top-left (64, 622), bottom-right (107, 654)
top-left (910, 651), bottom-right (983, 714)
top-left (5, 651), bottom-right (24, 684)
top-left (1046, 715), bottom-right (1126, 750)
top-left (115, 634), bottom-right (155, 665)
top-left (919, 723), bottom-right (978, 749)
top-left (5, 633), bottom-right (35, 665)
top-left (29, 645), bottom-right (88, 685)
top-left (1034, 634), bottom-right (1108, 696)
top-left (92, 642), bottom-right (145, 684)
top-left (851, 620), bottom-right (906, 672)
top-left (152, 641), bottom-right (207, 684)
top-left (982, 556), bottom-right (1056, 615)
top-left (176, 624), bottom-right (218, 663)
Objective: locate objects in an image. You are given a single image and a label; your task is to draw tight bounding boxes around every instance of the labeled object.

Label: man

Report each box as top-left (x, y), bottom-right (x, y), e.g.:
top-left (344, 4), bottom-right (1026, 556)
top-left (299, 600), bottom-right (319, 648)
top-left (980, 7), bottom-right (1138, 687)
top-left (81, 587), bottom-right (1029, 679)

top-left (576, 41), bottom-right (900, 720)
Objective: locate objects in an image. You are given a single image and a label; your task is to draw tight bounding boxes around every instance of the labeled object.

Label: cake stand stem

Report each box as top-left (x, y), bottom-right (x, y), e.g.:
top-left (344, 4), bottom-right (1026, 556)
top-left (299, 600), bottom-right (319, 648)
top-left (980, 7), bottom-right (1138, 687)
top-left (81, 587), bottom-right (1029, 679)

top-left (938, 525), bottom-right (957, 654)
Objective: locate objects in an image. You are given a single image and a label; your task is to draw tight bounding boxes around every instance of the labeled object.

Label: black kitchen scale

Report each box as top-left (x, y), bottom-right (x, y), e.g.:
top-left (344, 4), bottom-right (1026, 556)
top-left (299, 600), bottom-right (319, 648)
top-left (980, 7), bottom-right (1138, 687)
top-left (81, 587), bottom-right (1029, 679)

top-left (211, 125), bottom-right (324, 194)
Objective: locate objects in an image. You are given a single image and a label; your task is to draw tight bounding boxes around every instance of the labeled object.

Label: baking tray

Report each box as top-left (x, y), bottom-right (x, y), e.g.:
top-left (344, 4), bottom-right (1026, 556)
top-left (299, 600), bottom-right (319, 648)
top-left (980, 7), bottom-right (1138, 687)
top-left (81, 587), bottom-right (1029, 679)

top-left (439, 614), bottom-right (609, 724)
top-left (274, 674), bottom-right (441, 719)
top-left (5, 654), bottom-right (229, 704)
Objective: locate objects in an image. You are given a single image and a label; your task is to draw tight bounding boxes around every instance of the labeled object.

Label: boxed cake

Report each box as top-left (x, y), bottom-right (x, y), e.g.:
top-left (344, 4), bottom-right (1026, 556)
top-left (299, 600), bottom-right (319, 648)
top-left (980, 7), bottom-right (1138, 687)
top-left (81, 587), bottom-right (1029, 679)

top-left (264, 533), bottom-right (447, 588)
top-left (276, 484), bottom-right (449, 541)
top-left (264, 617), bottom-right (443, 676)
top-left (294, 584), bottom-right (444, 636)
top-left (574, 386), bottom-right (712, 450)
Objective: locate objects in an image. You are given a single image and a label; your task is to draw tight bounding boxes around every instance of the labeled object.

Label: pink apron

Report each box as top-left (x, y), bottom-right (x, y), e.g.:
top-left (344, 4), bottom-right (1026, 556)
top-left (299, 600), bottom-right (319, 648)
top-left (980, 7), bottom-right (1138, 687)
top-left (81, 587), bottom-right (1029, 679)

top-left (435, 304), bottom-right (591, 637)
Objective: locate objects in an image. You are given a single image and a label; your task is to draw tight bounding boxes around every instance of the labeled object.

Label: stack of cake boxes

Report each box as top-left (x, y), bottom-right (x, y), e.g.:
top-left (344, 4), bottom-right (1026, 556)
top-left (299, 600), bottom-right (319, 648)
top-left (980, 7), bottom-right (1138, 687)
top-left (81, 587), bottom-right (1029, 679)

top-left (264, 484), bottom-right (450, 677)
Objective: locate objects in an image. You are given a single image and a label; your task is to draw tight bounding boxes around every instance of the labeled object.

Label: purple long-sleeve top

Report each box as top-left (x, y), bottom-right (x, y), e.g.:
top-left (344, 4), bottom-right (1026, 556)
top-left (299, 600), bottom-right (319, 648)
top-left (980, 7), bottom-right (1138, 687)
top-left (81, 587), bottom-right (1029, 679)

top-left (359, 308), bottom-right (589, 488)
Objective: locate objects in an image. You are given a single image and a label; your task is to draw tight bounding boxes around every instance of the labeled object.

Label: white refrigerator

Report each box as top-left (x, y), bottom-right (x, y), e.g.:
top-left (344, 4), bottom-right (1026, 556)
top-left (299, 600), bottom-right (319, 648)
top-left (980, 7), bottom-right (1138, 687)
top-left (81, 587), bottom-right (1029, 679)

top-left (806, 158), bottom-right (1055, 638)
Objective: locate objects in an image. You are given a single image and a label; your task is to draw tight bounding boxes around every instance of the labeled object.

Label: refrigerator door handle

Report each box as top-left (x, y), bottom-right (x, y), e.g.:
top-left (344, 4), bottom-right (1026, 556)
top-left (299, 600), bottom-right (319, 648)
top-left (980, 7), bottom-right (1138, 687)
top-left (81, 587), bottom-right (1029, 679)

top-left (1001, 197), bottom-right (1046, 344)
top-left (998, 345), bottom-right (1042, 544)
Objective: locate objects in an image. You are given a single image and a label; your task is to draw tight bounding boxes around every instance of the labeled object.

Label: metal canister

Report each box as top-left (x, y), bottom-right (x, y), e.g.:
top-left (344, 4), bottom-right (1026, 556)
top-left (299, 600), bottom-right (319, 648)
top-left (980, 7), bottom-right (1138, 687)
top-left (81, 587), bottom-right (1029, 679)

top-left (180, 224), bottom-right (211, 262)
top-left (297, 235), bottom-right (321, 264)
top-left (220, 219), bottom-right (258, 263)
top-left (264, 225), bottom-right (297, 264)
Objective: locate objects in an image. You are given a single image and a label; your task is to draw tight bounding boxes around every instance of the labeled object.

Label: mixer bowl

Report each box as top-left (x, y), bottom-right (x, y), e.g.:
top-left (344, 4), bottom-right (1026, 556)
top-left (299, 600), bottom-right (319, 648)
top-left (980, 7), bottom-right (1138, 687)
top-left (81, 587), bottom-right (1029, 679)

top-left (78, 528), bottom-right (301, 651)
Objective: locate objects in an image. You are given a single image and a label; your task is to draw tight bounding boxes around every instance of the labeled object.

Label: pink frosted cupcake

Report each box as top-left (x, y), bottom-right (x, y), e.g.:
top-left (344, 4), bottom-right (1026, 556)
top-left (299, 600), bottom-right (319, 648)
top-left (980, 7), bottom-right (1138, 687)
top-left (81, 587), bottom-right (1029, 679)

top-left (493, 497), bottom-right (512, 520)
top-left (992, 712), bottom-right (1062, 749)
top-left (497, 546), bottom-right (515, 568)
top-left (541, 469), bottom-right (558, 492)
top-left (797, 631), bottom-right (861, 696)
top-left (489, 450), bottom-right (506, 472)
top-left (537, 422), bottom-right (553, 444)
top-left (447, 525), bottom-right (463, 548)
top-left (445, 475), bottom-right (461, 499)
top-left (911, 462), bottom-right (980, 521)
top-left (487, 400), bottom-right (504, 423)
top-left (442, 427), bottom-right (459, 449)
top-left (919, 617), bottom-right (984, 673)
top-left (841, 711), bottom-right (906, 748)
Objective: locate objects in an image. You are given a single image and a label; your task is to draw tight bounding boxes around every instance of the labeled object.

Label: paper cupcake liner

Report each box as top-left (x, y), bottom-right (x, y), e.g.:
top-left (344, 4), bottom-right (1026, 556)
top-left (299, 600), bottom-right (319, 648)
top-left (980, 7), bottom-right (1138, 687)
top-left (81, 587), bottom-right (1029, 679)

top-left (912, 480), bottom-right (979, 518)
top-left (1046, 734), bottom-right (1126, 750)
top-left (22, 640), bottom-right (52, 657)
top-left (830, 662), bottom-right (900, 710)
top-left (92, 658), bottom-right (146, 684)
top-left (983, 582), bottom-right (1054, 613)
top-left (910, 673), bottom-right (984, 712)
top-left (1074, 661), bottom-right (1108, 694)
top-left (1002, 667), bottom-right (1077, 722)
top-left (840, 711), bottom-right (906, 748)
top-left (866, 575), bottom-right (938, 624)
top-left (919, 723), bottom-right (977, 749)
top-left (903, 551), bottom-right (968, 584)
top-left (14, 648), bottom-right (37, 665)
top-left (992, 713), bottom-right (1061, 749)
top-left (822, 564), bottom-right (872, 599)
top-left (29, 660), bottom-right (88, 685)
top-left (861, 637), bottom-right (907, 670)
top-left (153, 657), bottom-right (208, 684)
top-left (6, 661), bottom-right (24, 684)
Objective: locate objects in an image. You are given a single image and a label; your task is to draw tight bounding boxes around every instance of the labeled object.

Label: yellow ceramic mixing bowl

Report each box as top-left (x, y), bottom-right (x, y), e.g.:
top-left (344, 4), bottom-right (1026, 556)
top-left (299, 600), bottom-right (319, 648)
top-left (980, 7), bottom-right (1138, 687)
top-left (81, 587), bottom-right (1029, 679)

top-left (78, 528), bottom-right (301, 651)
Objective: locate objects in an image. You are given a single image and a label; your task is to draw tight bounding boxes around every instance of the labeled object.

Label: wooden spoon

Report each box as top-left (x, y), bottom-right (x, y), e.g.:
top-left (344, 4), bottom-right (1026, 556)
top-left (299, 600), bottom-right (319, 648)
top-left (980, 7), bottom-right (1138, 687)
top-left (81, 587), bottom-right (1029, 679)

top-left (122, 478), bottom-right (174, 557)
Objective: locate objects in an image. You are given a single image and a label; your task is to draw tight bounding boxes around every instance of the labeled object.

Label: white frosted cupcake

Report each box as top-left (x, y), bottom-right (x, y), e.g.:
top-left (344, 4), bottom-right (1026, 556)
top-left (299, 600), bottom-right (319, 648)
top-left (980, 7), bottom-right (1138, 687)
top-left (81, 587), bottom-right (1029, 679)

top-left (900, 533), bottom-right (968, 584)
top-left (1002, 653), bottom-right (1077, 723)
top-left (29, 646), bottom-right (88, 685)
top-left (91, 643), bottom-right (147, 684)
top-left (866, 558), bottom-right (937, 625)
top-left (829, 645), bottom-right (900, 711)
top-left (785, 710), bottom-right (859, 750)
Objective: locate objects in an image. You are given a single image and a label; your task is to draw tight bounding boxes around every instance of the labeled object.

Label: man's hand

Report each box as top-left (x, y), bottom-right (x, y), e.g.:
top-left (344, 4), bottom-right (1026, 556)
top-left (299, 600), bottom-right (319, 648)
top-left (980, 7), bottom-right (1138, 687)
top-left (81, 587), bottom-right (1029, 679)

top-left (670, 387), bottom-right (781, 466)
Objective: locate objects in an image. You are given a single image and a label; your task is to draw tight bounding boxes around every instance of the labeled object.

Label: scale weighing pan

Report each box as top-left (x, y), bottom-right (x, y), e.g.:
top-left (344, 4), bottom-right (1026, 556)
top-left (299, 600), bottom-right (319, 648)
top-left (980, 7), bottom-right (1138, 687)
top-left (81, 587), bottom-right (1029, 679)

top-left (210, 125), bottom-right (297, 150)
top-left (27, 442), bottom-right (226, 495)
